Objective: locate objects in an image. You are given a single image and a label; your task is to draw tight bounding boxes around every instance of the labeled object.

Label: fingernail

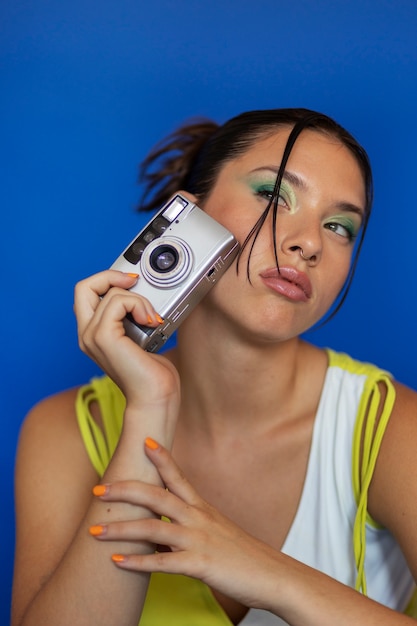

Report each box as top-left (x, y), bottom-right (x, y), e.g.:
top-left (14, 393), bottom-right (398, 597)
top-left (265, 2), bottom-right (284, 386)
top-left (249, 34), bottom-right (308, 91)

top-left (126, 273), bottom-right (139, 279)
top-left (92, 484), bottom-right (108, 497)
top-left (89, 524), bottom-right (106, 537)
top-left (111, 554), bottom-right (126, 563)
top-left (156, 314), bottom-right (164, 324)
top-left (145, 437), bottom-right (159, 450)
top-left (147, 314), bottom-right (154, 325)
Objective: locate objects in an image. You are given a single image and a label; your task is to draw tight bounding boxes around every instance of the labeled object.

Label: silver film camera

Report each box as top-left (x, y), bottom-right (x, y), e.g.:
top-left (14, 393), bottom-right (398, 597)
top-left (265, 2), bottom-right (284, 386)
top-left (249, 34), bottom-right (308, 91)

top-left (110, 193), bottom-right (240, 352)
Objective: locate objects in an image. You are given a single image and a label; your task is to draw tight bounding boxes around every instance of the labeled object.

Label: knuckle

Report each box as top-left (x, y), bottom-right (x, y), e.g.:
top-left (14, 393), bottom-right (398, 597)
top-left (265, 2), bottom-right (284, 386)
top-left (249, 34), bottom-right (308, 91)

top-left (155, 551), bottom-right (168, 567)
top-left (116, 480), bottom-right (136, 499)
top-left (147, 518), bottom-right (164, 533)
top-left (196, 502), bottom-right (217, 525)
top-left (151, 485), bottom-right (170, 507)
top-left (93, 325), bottom-right (108, 346)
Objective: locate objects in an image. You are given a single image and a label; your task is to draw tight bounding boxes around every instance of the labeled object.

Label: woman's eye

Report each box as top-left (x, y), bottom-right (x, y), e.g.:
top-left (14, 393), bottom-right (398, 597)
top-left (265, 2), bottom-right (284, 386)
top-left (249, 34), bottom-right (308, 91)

top-left (325, 221), bottom-right (356, 241)
top-left (256, 188), bottom-right (288, 207)
top-left (256, 187), bottom-right (274, 200)
top-left (258, 191), bottom-right (272, 200)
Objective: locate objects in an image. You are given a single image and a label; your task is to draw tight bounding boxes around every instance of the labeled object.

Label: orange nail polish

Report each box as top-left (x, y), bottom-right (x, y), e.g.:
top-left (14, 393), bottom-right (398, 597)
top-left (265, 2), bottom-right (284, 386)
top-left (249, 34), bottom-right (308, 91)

top-left (92, 485), bottom-right (108, 497)
top-left (111, 554), bottom-right (126, 563)
top-left (89, 524), bottom-right (105, 537)
top-left (145, 437), bottom-right (159, 450)
top-left (126, 273), bottom-right (139, 279)
top-left (147, 314), bottom-right (153, 325)
top-left (156, 314), bottom-right (164, 324)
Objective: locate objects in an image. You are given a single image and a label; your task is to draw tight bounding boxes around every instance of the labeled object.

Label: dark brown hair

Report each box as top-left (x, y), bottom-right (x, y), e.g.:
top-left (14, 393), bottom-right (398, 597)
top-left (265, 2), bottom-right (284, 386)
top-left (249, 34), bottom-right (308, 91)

top-left (138, 108), bottom-right (373, 321)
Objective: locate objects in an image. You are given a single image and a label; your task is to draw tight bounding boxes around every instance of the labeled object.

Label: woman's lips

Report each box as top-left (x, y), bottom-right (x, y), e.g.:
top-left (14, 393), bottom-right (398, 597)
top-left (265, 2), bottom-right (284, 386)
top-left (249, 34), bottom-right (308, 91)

top-left (259, 266), bottom-right (312, 302)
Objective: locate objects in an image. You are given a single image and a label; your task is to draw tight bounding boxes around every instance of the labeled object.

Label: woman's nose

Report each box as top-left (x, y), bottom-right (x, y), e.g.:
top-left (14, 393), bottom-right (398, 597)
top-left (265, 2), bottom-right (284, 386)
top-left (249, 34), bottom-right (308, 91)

top-left (280, 216), bottom-right (322, 265)
top-left (289, 245), bottom-right (318, 264)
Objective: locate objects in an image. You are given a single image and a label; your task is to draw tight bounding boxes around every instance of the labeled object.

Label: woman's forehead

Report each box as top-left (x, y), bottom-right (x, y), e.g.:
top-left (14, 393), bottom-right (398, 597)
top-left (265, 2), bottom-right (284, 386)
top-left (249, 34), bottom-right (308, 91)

top-left (226, 128), bottom-right (360, 176)
top-left (217, 128), bottom-right (366, 208)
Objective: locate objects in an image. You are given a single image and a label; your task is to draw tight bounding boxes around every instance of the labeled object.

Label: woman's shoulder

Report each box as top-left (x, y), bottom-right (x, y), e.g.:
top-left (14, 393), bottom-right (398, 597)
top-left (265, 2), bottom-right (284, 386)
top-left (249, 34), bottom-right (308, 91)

top-left (17, 386), bottom-right (91, 472)
top-left (19, 375), bottom-right (125, 475)
top-left (388, 379), bottom-right (417, 441)
top-left (15, 384), bottom-right (99, 519)
top-left (392, 378), bottom-right (417, 405)
top-left (21, 375), bottom-right (124, 433)
top-left (367, 379), bottom-right (417, 529)
top-left (21, 385), bottom-right (83, 437)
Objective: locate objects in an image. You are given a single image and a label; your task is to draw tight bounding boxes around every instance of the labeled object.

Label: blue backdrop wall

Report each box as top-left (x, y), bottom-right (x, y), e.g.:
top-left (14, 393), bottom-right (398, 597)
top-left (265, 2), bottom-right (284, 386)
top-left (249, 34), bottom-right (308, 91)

top-left (2, 1), bottom-right (417, 622)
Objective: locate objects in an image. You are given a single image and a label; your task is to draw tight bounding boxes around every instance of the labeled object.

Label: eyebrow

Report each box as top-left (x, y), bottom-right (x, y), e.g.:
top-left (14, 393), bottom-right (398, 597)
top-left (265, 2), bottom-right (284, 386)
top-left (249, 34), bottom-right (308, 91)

top-left (251, 166), bottom-right (365, 219)
top-left (250, 166), bottom-right (308, 191)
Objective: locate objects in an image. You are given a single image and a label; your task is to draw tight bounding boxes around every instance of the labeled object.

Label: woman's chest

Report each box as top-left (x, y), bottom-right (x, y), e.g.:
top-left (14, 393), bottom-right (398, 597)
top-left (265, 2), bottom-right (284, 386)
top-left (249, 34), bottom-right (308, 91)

top-left (174, 419), bottom-right (314, 551)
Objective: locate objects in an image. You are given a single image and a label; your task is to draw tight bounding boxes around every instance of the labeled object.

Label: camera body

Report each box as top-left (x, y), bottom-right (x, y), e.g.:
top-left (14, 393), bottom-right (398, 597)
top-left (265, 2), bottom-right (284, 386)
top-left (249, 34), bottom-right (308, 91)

top-left (110, 193), bottom-right (240, 352)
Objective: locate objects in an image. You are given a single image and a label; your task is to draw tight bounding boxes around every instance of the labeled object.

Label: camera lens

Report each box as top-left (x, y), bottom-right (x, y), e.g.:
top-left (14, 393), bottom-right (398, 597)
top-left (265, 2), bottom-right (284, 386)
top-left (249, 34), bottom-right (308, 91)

top-left (141, 237), bottom-right (192, 288)
top-left (150, 245), bottom-right (178, 273)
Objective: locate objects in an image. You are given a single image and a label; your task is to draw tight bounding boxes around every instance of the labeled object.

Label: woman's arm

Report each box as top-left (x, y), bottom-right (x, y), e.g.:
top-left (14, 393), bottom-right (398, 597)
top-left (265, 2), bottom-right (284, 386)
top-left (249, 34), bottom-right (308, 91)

top-left (367, 381), bottom-right (417, 584)
top-left (90, 436), bottom-right (417, 626)
top-left (12, 271), bottom-right (180, 626)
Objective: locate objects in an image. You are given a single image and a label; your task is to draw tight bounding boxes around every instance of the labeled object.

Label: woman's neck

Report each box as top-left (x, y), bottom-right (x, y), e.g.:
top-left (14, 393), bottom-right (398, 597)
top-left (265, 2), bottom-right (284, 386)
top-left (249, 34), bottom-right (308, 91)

top-left (166, 313), bottom-right (327, 438)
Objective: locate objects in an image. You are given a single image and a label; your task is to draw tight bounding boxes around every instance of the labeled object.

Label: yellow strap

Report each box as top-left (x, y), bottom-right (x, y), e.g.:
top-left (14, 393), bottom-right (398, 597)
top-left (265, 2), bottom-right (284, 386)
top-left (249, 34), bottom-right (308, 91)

top-left (352, 373), bottom-right (396, 595)
top-left (75, 377), bottom-right (125, 477)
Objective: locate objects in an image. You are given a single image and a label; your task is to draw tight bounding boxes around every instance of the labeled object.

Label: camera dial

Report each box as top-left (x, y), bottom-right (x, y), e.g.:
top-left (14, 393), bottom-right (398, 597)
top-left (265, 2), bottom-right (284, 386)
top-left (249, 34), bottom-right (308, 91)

top-left (141, 237), bottom-right (193, 287)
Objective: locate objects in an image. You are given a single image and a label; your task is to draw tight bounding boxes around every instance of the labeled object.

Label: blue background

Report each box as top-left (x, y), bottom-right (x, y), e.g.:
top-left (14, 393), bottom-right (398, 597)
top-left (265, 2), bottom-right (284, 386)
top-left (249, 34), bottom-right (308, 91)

top-left (2, 1), bottom-right (417, 622)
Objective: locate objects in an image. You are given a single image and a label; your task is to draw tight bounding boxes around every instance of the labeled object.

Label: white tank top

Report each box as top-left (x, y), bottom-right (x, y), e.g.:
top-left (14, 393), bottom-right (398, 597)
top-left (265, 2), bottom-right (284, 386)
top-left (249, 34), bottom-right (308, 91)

top-left (241, 350), bottom-right (415, 625)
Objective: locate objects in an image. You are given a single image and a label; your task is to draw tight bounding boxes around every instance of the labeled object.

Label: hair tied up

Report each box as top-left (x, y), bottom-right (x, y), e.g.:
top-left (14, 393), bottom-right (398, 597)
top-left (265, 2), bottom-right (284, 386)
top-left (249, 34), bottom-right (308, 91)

top-left (138, 118), bottom-right (219, 213)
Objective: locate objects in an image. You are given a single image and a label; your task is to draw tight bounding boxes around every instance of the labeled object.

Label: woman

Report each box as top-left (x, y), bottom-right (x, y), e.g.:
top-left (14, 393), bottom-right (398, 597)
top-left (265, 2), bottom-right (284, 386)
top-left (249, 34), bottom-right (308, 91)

top-left (12, 109), bottom-right (417, 625)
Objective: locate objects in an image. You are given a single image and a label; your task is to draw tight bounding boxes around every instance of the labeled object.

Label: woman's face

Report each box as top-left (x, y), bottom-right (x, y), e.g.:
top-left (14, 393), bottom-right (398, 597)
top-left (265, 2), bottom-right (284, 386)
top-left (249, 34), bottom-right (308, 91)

top-left (192, 127), bottom-right (366, 342)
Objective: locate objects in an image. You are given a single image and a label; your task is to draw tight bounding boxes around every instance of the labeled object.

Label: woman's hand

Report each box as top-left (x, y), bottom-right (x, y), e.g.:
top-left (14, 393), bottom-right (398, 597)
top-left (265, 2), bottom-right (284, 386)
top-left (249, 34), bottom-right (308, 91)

top-left (89, 438), bottom-right (280, 609)
top-left (74, 271), bottom-right (180, 411)
top-left (89, 440), bottom-right (417, 626)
